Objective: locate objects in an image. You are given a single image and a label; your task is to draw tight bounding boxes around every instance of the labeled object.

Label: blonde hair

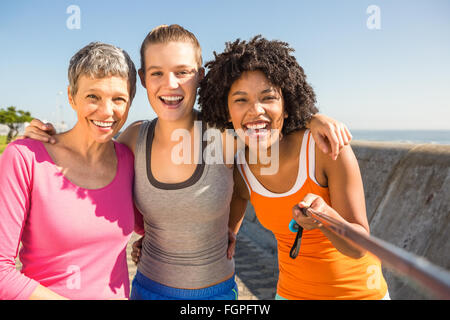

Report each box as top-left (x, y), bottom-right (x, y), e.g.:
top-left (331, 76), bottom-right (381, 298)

top-left (139, 24), bottom-right (202, 73)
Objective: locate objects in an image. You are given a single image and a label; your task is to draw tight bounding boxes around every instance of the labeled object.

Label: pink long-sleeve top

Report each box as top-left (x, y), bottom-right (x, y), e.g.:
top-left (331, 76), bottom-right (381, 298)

top-left (0, 139), bottom-right (143, 300)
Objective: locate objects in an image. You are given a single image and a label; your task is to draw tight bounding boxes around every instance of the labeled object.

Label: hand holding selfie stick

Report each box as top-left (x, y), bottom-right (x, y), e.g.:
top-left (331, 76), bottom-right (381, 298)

top-left (289, 205), bottom-right (450, 299)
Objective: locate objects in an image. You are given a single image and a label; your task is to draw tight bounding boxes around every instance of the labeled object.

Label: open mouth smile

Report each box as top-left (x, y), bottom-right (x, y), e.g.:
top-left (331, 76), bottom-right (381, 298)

top-left (90, 120), bottom-right (116, 130)
top-left (159, 95), bottom-right (184, 108)
top-left (243, 120), bottom-right (271, 138)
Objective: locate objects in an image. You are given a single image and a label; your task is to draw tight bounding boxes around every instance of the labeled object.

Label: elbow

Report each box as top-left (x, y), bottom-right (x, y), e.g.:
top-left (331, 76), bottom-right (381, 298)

top-left (352, 249), bottom-right (367, 259)
top-left (0, 261), bottom-right (39, 300)
top-left (332, 239), bottom-right (367, 259)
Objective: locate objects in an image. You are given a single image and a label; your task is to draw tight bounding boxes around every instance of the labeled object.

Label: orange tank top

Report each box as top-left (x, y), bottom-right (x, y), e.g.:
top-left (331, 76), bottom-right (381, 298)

top-left (237, 130), bottom-right (388, 300)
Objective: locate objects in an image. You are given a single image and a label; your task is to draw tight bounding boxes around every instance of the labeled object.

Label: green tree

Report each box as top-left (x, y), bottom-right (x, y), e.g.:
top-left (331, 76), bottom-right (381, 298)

top-left (0, 106), bottom-right (33, 143)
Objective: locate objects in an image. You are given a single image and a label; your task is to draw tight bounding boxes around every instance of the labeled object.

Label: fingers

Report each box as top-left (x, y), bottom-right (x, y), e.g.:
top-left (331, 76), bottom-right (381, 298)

top-left (131, 237), bottom-right (143, 265)
top-left (293, 194), bottom-right (324, 230)
top-left (343, 125), bottom-right (353, 143)
top-left (131, 250), bottom-right (141, 265)
top-left (298, 193), bottom-right (318, 208)
top-left (341, 126), bottom-right (349, 145)
top-left (29, 118), bottom-right (46, 129)
top-left (312, 125), bottom-right (340, 161)
top-left (24, 121), bottom-right (56, 143)
top-left (227, 242), bottom-right (236, 260)
top-left (24, 129), bottom-right (55, 144)
top-left (336, 123), bottom-right (352, 148)
top-left (131, 246), bottom-right (141, 265)
top-left (227, 229), bottom-right (237, 259)
top-left (131, 249), bottom-right (140, 265)
top-left (316, 124), bottom-right (352, 161)
top-left (29, 118), bottom-right (57, 135)
top-left (292, 209), bottom-right (321, 230)
top-left (308, 114), bottom-right (352, 160)
top-left (327, 129), bottom-right (341, 161)
top-left (311, 131), bottom-right (329, 155)
top-left (44, 122), bottom-right (57, 136)
top-left (132, 240), bottom-right (142, 250)
top-left (29, 119), bottom-right (55, 133)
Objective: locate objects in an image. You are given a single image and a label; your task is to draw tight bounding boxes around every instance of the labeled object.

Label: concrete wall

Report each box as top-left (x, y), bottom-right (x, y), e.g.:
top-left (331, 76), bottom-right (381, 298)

top-left (239, 141), bottom-right (450, 300)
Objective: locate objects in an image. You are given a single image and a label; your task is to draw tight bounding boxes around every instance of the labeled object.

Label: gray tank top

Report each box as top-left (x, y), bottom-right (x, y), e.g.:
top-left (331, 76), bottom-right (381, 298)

top-left (134, 118), bottom-right (235, 289)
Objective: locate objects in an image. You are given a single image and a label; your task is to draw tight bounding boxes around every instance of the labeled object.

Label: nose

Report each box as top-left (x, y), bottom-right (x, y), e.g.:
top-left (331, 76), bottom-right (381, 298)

top-left (163, 72), bottom-right (179, 89)
top-left (98, 100), bottom-right (115, 117)
top-left (248, 101), bottom-right (266, 116)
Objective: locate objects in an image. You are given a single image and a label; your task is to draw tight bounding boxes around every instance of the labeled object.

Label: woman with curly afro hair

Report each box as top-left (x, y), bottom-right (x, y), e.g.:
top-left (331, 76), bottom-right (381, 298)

top-left (200, 36), bottom-right (389, 300)
top-left (200, 35), bottom-right (318, 137)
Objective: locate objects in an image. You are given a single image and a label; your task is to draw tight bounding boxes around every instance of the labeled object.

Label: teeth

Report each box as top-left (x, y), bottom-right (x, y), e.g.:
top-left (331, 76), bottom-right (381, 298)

top-left (161, 96), bottom-right (183, 101)
top-left (92, 120), bottom-right (114, 128)
top-left (246, 123), bottom-right (268, 130)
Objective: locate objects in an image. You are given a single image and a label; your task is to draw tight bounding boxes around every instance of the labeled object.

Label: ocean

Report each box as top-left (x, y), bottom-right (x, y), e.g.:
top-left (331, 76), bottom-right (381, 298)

top-left (1, 127), bottom-right (449, 145)
top-left (351, 130), bottom-right (450, 145)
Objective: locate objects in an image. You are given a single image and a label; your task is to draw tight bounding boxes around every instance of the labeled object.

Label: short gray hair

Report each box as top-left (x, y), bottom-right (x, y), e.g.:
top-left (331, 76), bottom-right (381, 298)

top-left (68, 42), bottom-right (137, 102)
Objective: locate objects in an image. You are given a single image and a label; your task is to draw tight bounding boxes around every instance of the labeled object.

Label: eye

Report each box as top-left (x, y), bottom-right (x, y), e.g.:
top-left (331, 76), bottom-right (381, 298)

top-left (176, 70), bottom-right (193, 77)
top-left (86, 94), bottom-right (98, 100)
top-left (150, 71), bottom-right (162, 76)
top-left (234, 98), bottom-right (247, 103)
top-left (113, 97), bottom-right (127, 103)
top-left (263, 95), bottom-right (278, 101)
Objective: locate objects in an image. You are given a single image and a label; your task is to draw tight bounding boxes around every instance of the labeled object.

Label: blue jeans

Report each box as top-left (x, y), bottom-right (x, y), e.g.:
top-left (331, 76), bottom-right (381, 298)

top-left (130, 271), bottom-right (238, 300)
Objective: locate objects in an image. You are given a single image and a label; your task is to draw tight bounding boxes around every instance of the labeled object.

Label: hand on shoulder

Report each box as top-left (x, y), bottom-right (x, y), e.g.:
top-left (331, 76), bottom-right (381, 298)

top-left (116, 120), bottom-right (145, 154)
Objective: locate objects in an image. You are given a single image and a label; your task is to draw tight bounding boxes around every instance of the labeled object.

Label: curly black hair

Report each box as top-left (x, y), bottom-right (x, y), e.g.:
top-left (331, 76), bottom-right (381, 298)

top-left (199, 35), bottom-right (318, 135)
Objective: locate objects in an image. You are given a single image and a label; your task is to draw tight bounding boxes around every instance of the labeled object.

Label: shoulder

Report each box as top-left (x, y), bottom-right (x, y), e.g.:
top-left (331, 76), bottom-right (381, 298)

top-left (292, 129), bottom-right (307, 139)
top-left (115, 120), bottom-right (148, 154)
top-left (2, 138), bottom-right (44, 162)
top-left (113, 141), bottom-right (135, 181)
top-left (9, 137), bottom-right (42, 150)
top-left (317, 143), bottom-right (359, 178)
top-left (281, 129), bottom-right (306, 158)
top-left (285, 129), bottom-right (307, 148)
top-left (113, 140), bottom-right (134, 161)
top-left (0, 139), bottom-right (45, 182)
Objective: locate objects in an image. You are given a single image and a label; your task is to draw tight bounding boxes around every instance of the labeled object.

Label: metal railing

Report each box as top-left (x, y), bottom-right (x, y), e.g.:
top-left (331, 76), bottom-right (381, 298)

top-left (292, 206), bottom-right (450, 299)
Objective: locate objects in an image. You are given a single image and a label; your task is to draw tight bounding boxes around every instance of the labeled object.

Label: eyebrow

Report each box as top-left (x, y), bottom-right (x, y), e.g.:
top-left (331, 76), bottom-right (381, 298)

top-left (84, 88), bottom-right (129, 97)
top-left (146, 64), bottom-right (196, 72)
top-left (231, 87), bottom-right (276, 96)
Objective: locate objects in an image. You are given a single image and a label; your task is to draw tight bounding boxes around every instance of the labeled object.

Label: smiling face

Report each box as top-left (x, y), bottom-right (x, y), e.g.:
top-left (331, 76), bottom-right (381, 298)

top-left (68, 75), bottom-right (131, 143)
top-left (227, 70), bottom-right (286, 149)
top-left (139, 41), bottom-right (204, 122)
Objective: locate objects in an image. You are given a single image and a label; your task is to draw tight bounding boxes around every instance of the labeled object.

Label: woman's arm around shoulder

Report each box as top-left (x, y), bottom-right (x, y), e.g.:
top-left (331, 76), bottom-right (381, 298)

top-left (116, 120), bottom-right (145, 154)
top-left (307, 113), bottom-right (353, 161)
top-left (226, 165), bottom-right (251, 259)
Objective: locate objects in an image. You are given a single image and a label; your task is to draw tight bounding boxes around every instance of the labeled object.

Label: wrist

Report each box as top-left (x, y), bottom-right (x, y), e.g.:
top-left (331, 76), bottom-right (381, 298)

top-left (305, 113), bottom-right (318, 129)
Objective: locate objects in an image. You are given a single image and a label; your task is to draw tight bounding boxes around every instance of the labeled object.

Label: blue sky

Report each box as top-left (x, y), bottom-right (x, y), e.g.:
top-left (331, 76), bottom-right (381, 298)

top-left (0, 0), bottom-right (449, 130)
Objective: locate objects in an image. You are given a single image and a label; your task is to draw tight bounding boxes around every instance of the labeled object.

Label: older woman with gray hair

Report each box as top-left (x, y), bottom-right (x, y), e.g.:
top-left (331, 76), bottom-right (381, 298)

top-left (0, 42), bottom-right (141, 299)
